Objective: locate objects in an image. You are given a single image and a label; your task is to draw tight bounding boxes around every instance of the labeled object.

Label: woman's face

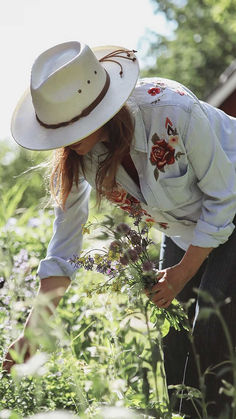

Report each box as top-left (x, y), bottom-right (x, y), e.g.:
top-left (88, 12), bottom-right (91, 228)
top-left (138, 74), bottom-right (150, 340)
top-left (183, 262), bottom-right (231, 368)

top-left (68, 126), bottom-right (107, 155)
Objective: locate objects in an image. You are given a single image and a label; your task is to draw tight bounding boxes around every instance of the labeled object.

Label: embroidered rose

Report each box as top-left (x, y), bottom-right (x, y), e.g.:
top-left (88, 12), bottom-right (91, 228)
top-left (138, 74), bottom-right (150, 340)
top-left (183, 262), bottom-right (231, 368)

top-left (150, 139), bottom-right (175, 169)
top-left (150, 131), bottom-right (184, 181)
top-left (105, 186), bottom-right (156, 221)
top-left (105, 185), bottom-right (169, 229)
top-left (107, 189), bottom-right (127, 205)
top-left (120, 195), bottom-right (148, 218)
top-left (148, 87), bottom-right (161, 96)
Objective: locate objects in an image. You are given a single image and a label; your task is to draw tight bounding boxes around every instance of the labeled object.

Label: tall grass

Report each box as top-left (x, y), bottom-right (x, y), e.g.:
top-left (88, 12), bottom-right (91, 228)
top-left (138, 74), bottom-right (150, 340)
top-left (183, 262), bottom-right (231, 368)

top-left (1, 147), bottom-right (236, 418)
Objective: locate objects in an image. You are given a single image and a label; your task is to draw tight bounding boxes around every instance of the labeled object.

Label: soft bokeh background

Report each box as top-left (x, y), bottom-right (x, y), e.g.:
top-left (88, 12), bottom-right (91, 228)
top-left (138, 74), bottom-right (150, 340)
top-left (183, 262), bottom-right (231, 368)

top-left (1, 0), bottom-right (173, 143)
top-left (2, 0), bottom-right (236, 144)
top-left (1, 1), bottom-right (236, 416)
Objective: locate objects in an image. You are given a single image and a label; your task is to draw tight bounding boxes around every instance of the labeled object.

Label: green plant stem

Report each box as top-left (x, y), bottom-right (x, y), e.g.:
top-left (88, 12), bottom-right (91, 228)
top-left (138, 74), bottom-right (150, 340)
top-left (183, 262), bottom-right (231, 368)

top-left (215, 305), bottom-right (236, 417)
top-left (187, 331), bottom-right (208, 419)
top-left (191, 398), bottom-right (202, 419)
top-left (144, 301), bottom-right (159, 403)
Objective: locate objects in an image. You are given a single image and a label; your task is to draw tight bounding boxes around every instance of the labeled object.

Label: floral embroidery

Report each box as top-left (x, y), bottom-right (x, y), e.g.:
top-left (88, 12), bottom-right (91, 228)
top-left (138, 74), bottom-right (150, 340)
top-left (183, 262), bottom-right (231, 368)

top-left (150, 117), bottom-right (185, 181)
top-left (158, 222), bottom-right (169, 230)
top-left (176, 89), bottom-right (186, 96)
top-left (148, 87), bottom-right (161, 96)
top-left (147, 83), bottom-right (166, 104)
top-left (104, 185), bottom-right (169, 229)
top-left (165, 117), bottom-right (178, 136)
top-left (105, 186), bottom-right (149, 219)
top-left (168, 135), bottom-right (179, 145)
top-left (150, 137), bottom-right (175, 171)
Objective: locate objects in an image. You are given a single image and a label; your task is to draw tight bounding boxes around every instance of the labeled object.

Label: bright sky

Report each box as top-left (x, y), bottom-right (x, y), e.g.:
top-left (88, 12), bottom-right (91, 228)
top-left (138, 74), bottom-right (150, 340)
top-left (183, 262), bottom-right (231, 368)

top-left (0, 0), bottom-right (173, 144)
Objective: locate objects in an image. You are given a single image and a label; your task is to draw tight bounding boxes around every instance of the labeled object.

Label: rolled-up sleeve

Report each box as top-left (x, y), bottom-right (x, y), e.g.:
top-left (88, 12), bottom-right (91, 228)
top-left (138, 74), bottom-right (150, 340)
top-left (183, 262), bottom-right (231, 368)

top-left (184, 103), bottom-right (236, 247)
top-left (37, 178), bottom-right (91, 279)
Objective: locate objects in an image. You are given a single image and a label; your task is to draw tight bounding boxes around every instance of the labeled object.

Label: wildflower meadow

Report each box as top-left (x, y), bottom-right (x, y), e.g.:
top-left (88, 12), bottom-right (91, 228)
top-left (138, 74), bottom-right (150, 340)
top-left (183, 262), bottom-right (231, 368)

top-left (1, 144), bottom-right (236, 419)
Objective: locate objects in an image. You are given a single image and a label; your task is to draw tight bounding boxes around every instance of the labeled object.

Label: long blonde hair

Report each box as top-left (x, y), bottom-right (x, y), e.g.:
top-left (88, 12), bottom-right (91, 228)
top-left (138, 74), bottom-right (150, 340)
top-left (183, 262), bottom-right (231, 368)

top-left (50, 104), bottom-right (134, 209)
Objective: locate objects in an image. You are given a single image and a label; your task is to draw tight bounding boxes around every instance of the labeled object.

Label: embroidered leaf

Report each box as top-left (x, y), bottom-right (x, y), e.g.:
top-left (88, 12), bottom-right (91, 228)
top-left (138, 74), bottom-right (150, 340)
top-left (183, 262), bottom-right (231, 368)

top-left (159, 166), bottom-right (165, 173)
top-left (175, 151), bottom-right (185, 160)
top-left (151, 133), bottom-right (161, 144)
top-left (154, 167), bottom-right (159, 181)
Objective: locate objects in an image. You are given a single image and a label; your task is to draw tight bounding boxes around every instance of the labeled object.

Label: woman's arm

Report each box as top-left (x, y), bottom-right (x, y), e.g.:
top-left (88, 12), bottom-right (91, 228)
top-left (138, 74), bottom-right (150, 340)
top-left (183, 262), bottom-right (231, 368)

top-left (146, 244), bottom-right (213, 308)
top-left (2, 276), bottom-right (70, 373)
top-left (38, 179), bottom-right (91, 279)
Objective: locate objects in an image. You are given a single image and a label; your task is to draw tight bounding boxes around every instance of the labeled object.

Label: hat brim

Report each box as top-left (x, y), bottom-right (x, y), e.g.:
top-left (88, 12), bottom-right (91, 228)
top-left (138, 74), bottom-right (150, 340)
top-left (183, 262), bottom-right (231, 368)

top-left (11, 45), bottom-right (139, 151)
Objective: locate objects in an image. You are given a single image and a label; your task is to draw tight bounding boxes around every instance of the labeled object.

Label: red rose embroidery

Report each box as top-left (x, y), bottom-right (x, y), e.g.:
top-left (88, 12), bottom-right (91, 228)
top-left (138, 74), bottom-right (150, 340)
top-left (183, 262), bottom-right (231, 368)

top-left (150, 139), bottom-right (175, 169)
top-left (120, 195), bottom-right (148, 218)
top-left (107, 189), bottom-right (127, 205)
top-left (148, 87), bottom-right (161, 96)
top-left (105, 186), bottom-right (169, 229)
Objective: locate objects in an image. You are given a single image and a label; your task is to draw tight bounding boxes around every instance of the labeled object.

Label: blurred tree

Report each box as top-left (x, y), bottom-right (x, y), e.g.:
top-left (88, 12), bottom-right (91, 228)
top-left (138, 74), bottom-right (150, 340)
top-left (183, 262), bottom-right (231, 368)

top-left (142, 0), bottom-right (236, 99)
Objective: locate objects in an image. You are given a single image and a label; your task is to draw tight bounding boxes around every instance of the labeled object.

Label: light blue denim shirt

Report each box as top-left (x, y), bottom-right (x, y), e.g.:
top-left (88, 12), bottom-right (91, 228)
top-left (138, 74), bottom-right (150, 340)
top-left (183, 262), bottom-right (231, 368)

top-left (37, 77), bottom-right (236, 279)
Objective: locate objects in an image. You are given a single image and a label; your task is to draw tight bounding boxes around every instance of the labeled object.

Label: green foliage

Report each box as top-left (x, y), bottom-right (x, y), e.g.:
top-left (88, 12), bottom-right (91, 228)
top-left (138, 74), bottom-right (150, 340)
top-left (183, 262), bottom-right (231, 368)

top-left (0, 142), bottom-right (50, 208)
top-left (1, 148), bottom-right (236, 418)
top-left (143, 0), bottom-right (236, 99)
top-left (0, 168), bottom-right (173, 417)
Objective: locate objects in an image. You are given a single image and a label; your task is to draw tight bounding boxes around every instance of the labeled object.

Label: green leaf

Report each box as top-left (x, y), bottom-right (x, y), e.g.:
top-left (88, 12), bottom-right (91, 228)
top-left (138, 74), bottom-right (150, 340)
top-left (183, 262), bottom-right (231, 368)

top-left (154, 167), bottom-right (159, 181)
top-left (151, 133), bottom-right (161, 144)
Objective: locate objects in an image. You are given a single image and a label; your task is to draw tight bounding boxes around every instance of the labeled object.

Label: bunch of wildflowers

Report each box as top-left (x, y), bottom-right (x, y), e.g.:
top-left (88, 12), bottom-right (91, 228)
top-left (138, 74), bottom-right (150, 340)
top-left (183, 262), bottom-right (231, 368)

top-left (70, 210), bottom-right (188, 329)
top-left (70, 211), bottom-right (160, 296)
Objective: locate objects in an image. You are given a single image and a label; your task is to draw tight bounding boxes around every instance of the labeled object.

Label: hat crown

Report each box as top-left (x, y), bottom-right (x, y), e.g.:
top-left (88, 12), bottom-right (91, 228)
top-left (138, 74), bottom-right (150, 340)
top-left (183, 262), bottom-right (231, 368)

top-left (31, 41), bottom-right (107, 125)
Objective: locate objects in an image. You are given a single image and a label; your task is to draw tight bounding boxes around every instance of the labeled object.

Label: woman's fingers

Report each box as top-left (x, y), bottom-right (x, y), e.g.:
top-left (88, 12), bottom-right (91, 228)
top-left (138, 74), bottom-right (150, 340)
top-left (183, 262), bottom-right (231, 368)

top-left (144, 270), bottom-right (175, 307)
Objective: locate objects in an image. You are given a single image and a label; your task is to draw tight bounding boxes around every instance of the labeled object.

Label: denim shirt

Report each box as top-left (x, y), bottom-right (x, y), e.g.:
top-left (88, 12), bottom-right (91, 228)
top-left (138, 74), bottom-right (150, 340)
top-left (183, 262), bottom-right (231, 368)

top-left (37, 77), bottom-right (236, 279)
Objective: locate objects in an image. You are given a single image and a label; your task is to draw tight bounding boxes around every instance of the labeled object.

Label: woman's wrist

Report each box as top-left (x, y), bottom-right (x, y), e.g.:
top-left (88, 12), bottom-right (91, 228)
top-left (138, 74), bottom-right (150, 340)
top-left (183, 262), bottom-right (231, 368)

top-left (177, 244), bottom-right (213, 280)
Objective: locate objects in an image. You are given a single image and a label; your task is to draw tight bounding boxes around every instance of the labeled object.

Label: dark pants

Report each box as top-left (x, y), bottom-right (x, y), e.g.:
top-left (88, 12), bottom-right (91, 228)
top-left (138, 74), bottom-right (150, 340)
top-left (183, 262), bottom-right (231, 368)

top-left (160, 223), bottom-right (236, 418)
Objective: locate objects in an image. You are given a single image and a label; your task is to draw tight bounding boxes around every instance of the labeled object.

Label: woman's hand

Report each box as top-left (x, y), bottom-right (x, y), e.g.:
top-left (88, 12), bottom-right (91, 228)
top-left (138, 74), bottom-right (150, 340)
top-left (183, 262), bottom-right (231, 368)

top-left (145, 245), bottom-right (213, 308)
top-left (145, 264), bottom-right (191, 308)
top-left (2, 334), bottom-right (36, 374)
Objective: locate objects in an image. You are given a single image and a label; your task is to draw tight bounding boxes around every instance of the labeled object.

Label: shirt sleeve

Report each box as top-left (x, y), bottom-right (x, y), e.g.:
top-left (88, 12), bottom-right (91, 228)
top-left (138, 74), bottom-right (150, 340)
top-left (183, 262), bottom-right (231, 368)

top-left (184, 102), bottom-right (236, 248)
top-left (37, 178), bottom-right (91, 279)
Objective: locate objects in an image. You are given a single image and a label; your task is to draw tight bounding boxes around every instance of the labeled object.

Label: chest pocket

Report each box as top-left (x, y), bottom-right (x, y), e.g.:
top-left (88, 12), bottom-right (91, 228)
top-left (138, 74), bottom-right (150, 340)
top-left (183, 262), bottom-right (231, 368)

top-left (158, 165), bottom-right (201, 209)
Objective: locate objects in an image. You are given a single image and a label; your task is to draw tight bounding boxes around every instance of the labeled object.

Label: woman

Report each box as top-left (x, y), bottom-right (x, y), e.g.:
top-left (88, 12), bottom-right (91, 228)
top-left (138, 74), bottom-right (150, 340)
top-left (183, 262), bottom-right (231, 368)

top-left (3, 41), bottom-right (236, 417)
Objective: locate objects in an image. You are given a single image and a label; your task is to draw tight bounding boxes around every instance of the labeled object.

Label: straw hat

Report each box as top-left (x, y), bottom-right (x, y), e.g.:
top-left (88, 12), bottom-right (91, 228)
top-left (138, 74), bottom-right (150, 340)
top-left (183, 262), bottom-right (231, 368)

top-left (11, 41), bottom-right (139, 151)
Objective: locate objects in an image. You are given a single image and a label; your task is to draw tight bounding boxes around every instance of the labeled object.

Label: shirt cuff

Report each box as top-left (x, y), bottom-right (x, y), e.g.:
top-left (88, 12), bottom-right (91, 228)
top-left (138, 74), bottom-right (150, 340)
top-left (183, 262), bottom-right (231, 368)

top-left (37, 256), bottom-right (78, 280)
top-left (191, 219), bottom-right (235, 248)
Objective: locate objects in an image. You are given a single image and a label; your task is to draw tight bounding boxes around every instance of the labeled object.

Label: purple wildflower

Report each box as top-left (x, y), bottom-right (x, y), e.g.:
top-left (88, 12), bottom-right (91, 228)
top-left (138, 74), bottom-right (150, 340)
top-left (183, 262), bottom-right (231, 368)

top-left (134, 245), bottom-right (142, 255)
top-left (126, 249), bottom-right (139, 262)
top-left (142, 261), bottom-right (155, 272)
top-left (129, 230), bottom-right (141, 245)
top-left (116, 223), bottom-right (131, 235)
top-left (109, 240), bottom-right (122, 252)
top-left (120, 254), bottom-right (129, 266)
top-left (84, 256), bottom-right (94, 270)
